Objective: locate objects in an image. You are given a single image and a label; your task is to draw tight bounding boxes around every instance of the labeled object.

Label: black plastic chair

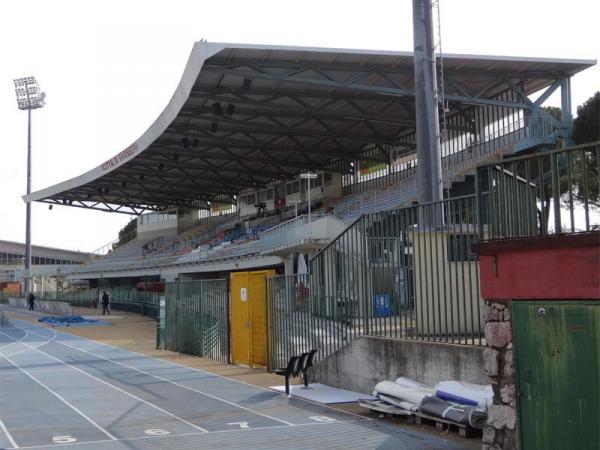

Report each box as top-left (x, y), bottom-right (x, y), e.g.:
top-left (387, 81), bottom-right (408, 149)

top-left (274, 356), bottom-right (301, 396)
top-left (300, 349), bottom-right (318, 388)
top-left (295, 352), bottom-right (310, 376)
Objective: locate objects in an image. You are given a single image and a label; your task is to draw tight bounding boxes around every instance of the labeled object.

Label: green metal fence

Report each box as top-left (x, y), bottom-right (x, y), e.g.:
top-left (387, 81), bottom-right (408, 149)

top-left (27, 288), bottom-right (161, 317)
top-left (267, 195), bottom-right (484, 368)
top-left (164, 279), bottom-right (229, 363)
top-left (477, 141), bottom-right (600, 239)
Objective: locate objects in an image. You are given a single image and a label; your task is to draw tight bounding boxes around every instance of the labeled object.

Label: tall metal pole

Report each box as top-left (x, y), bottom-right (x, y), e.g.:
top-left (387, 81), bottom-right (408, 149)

top-left (14, 76), bottom-right (44, 294)
top-left (307, 178), bottom-right (311, 223)
top-left (413, 0), bottom-right (442, 205)
top-left (25, 108), bottom-right (32, 292)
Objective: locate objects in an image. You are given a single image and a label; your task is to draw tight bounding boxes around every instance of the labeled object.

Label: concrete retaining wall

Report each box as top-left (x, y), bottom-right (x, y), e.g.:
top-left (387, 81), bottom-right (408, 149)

top-left (312, 335), bottom-right (487, 395)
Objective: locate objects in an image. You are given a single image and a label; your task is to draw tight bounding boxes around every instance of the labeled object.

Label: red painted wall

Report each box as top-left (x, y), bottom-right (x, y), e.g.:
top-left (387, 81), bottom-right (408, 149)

top-left (477, 233), bottom-right (600, 301)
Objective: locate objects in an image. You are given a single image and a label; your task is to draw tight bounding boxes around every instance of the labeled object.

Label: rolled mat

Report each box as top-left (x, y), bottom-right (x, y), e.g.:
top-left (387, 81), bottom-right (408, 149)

top-left (373, 381), bottom-right (434, 405)
top-left (376, 394), bottom-right (417, 412)
top-left (434, 381), bottom-right (492, 410)
top-left (435, 390), bottom-right (478, 407)
top-left (395, 377), bottom-right (434, 390)
top-left (419, 396), bottom-right (487, 429)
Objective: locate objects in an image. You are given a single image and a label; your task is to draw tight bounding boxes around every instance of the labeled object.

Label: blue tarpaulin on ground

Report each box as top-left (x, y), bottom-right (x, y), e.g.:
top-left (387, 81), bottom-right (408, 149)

top-left (38, 315), bottom-right (111, 327)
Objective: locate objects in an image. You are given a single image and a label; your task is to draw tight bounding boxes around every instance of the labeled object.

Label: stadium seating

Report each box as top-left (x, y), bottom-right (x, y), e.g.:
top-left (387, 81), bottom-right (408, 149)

top-left (69, 132), bottom-right (514, 275)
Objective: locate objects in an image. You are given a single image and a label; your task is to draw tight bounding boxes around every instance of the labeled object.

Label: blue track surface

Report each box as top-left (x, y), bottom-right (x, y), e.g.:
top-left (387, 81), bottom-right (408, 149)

top-left (0, 317), bottom-right (469, 449)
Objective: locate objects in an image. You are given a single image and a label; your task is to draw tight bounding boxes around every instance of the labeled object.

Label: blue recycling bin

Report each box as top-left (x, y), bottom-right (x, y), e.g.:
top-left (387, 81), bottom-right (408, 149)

top-left (372, 294), bottom-right (391, 317)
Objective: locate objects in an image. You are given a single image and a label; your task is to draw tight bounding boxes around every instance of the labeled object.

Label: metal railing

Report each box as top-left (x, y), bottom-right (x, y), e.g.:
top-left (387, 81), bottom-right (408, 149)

top-left (164, 279), bottom-right (229, 363)
top-left (266, 195), bottom-right (484, 369)
top-left (334, 177), bottom-right (417, 221)
top-left (477, 141), bottom-right (600, 239)
top-left (31, 288), bottom-right (161, 317)
top-left (258, 214), bottom-right (338, 251)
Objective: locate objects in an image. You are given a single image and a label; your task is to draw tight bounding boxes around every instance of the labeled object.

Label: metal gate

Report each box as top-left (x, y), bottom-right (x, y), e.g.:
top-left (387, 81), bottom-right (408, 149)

top-left (164, 279), bottom-right (229, 363)
top-left (513, 301), bottom-right (599, 450)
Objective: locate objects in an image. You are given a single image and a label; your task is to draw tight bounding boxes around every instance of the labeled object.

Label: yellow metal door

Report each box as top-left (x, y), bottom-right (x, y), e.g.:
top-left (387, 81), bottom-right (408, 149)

top-left (248, 270), bottom-right (275, 366)
top-left (230, 272), bottom-right (250, 365)
top-left (229, 270), bottom-right (275, 367)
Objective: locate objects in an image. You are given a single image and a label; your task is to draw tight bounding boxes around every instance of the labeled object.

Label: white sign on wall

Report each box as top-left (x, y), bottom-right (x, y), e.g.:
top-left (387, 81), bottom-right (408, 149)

top-left (240, 288), bottom-right (247, 302)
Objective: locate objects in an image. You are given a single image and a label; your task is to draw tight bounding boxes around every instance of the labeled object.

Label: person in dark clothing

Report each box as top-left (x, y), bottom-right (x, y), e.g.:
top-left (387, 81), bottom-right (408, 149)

top-left (28, 292), bottom-right (35, 311)
top-left (101, 291), bottom-right (110, 315)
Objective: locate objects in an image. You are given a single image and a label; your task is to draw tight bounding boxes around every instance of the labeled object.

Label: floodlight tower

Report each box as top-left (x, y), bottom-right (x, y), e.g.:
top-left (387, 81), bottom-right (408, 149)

top-left (13, 76), bottom-right (46, 293)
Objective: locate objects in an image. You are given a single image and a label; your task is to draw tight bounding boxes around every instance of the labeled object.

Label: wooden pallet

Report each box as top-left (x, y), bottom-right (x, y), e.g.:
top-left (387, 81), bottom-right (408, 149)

top-left (413, 412), bottom-right (480, 438)
top-left (358, 400), bottom-right (480, 438)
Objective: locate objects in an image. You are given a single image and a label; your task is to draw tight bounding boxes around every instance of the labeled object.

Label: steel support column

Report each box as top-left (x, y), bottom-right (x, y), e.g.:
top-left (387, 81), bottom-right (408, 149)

top-left (560, 77), bottom-right (573, 145)
top-left (413, 0), bottom-right (442, 204)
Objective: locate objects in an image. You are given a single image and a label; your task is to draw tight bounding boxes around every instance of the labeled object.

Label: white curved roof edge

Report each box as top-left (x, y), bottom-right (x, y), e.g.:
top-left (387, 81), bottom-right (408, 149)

top-left (23, 40), bottom-right (596, 204)
top-left (23, 41), bottom-right (223, 204)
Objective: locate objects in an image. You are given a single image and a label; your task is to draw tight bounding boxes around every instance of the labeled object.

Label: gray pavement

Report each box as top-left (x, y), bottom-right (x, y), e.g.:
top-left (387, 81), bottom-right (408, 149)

top-left (0, 317), bottom-right (470, 449)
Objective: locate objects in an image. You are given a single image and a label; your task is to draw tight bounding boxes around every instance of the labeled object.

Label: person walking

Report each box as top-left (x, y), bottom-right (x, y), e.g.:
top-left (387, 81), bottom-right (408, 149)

top-left (28, 292), bottom-right (35, 311)
top-left (101, 291), bottom-right (110, 315)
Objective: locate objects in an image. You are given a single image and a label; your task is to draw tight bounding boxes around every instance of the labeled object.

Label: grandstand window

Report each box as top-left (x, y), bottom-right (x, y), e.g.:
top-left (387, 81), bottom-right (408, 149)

top-left (243, 193), bottom-right (256, 205)
top-left (324, 173), bottom-right (332, 186)
top-left (286, 182), bottom-right (299, 195)
top-left (314, 174), bottom-right (322, 187)
top-left (260, 189), bottom-right (272, 202)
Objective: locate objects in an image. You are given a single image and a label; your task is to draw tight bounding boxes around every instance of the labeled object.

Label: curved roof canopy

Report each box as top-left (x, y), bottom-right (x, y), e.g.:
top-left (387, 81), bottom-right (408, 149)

top-left (25, 41), bottom-right (595, 214)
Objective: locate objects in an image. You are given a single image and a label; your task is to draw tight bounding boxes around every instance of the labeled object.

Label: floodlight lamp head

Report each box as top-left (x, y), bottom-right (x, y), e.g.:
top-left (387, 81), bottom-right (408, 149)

top-left (13, 76), bottom-right (46, 110)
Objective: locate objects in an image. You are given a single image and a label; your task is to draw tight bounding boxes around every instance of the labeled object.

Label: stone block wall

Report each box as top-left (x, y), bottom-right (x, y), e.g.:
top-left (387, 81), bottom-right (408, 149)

top-left (482, 300), bottom-right (517, 450)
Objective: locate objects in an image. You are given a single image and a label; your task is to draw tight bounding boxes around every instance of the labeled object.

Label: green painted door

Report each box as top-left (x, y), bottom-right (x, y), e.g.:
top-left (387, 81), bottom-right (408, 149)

top-left (513, 301), bottom-right (599, 450)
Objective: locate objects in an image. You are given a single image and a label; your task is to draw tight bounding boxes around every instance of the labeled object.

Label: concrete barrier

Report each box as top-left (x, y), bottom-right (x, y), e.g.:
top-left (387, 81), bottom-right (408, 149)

top-left (312, 335), bottom-right (487, 395)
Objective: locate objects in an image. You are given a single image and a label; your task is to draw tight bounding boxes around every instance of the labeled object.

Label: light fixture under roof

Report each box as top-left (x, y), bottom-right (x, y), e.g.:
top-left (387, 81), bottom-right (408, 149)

top-left (212, 102), bottom-right (223, 116)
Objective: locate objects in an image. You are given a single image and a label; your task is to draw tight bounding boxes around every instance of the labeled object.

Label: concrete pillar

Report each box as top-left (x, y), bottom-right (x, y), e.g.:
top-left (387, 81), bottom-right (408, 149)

top-left (283, 256), bottom-right (294, 276)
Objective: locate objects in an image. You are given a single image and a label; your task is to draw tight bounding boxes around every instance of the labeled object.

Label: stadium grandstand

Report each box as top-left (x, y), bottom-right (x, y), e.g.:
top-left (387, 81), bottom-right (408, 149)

top-left (4, 38), bottom-right (599, 450)
top-left (22, 42), bottom-right (593, 284)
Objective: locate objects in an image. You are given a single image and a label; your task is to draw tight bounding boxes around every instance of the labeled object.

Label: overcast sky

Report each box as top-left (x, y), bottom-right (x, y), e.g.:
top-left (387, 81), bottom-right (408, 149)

top-left (0, 0), bottom-right (598, 253)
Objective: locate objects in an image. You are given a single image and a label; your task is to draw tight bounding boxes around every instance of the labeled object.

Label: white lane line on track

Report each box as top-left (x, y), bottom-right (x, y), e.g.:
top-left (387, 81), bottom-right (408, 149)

top-left (0, 327), bottom-right (209, 434)
top-left (0, 327), bottom-right (28, 347)
top-left (16, 319), bottom-right (370, 423)
top-left (0, 333), bottom-right (117, 442)
top-left (14, 417), bottom-right (362, 449)
top-left (0, 417), bottom-right (19, 449)
top-left (21, 325), bottom-right (296, 427)
top-left (0, 327), bottom-right (58, 358)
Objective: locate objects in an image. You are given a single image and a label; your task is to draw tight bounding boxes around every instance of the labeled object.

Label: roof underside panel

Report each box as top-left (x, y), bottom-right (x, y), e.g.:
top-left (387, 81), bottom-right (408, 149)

top-left (25, 42), bottom-right (595, 214)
